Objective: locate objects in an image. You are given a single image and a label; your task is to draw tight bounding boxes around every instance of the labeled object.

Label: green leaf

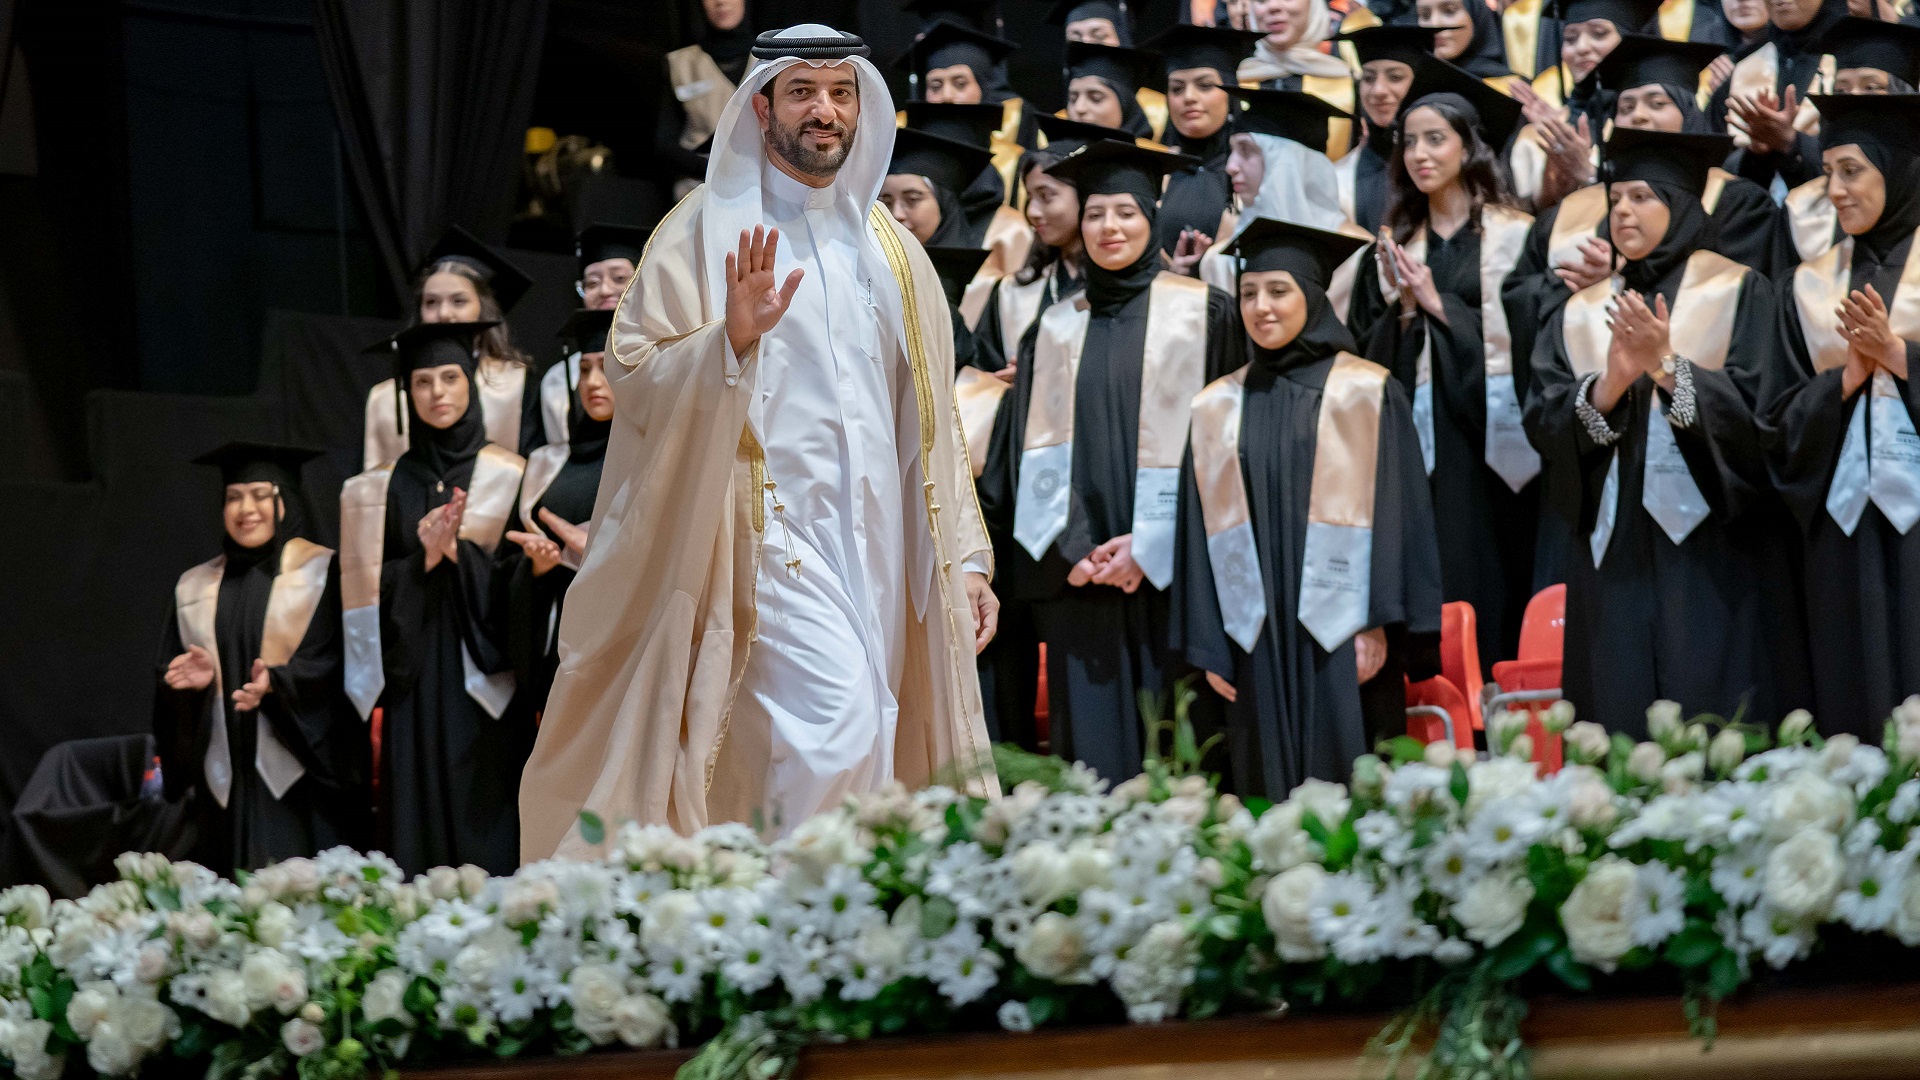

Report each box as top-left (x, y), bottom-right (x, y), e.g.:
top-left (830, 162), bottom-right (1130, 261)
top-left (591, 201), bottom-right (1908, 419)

top-left (577, 811), bottom-right (605, 846)
top-left (1543, 948), bottom-right (1592, 991)
top-left (1380, 734), bottom-right (1428, 766)
top-left (1488, 925), bottom-right (1557, 980)
top-left (25, 986), bottom-right (50, 1022)
top-left (1322, 820), bottom-right (1359, 869)
top-left (1708, 949), bottom-right (1744, 1000)
top-left (1664, 924), bottom-right (1721, 969)
top-left (920, 896), bottom-right (958, 939)
top-left (403, 976), bottom-right (439, 1015)
top-left (1449, 760), bottom-right (1471, 808)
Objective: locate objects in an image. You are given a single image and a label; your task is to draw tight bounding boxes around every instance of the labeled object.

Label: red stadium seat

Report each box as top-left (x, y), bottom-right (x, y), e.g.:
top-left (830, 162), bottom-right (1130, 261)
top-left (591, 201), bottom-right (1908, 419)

top-left (1515, 583), bottom-right (1566, 662)
top-left (1438, 601), bottom-right (1485, 732)
top-left (1405, 675), bottom-right (1474, 750)
top-left (1489, 585), bottom-right (1569, 773)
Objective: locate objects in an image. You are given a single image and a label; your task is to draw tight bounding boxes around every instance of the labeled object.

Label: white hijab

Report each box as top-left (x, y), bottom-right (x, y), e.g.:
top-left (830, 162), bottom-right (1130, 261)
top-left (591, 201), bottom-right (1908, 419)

top-left (699, 25), bottom-right (899, 308)
top-left (1233, 131), bottom-right (1347, 237)
top-left (1238, 0), bottom-right (1354, 82)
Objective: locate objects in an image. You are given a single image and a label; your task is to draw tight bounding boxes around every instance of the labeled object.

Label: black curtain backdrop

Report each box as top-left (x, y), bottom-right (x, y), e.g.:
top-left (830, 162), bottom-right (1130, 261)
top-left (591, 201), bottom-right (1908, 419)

top-left (314, 0), bottom-right (551, 304)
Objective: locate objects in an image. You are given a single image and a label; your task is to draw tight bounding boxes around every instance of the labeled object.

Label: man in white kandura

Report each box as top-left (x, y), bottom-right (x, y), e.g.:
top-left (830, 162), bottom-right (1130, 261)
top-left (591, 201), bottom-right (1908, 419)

top-left (519, 25), bottom-right (1001, 860)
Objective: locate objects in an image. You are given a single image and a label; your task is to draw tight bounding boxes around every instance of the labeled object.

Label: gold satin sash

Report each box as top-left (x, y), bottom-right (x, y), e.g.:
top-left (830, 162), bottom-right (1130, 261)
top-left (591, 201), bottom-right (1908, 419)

top-left (1311, 354), bottom-right (1390, 528)
top-left (1190, 367), bottom-right (1253, 541)
top-left (996, 272), bottom-right (1049, 363)
top-left (339, 466), bottom-right (392, 615)
top-left (667, 45), bottom-right (735, 153)
top-left (1504, 0), bottom-right (1543, 80)
top-left (476, 357), bottom-right (526, 454)
top-left (1022, 273), bottom-right (1211, 464)
top-left (1658, 0), bottom-right (1693, 41)
top-left (954, 367), bottom-right (1010, 478)
top-left (1563, 249), bottom-right (1750, 377)
top-left (518, 443), bottom-right (570, 532)
top-left (994, 98), bottom-right (1026, 209)
top-left (463, 444), bottom-right (528, 554)
top-left (960, 206), bottom-right (1036, 330)
top-left (1302, 75), bottom-right (1356, 162)
top-left (1480, 208), bottom-right (1534, 381)
top-left (1138, 87), bottom-right (1170, 143)
top-left (1793, 226), bottom-right (1920, 372)
top-left (263, 538), bottom-right (332, 668)
top-left (1786, 176), bottom-right (1838, 263)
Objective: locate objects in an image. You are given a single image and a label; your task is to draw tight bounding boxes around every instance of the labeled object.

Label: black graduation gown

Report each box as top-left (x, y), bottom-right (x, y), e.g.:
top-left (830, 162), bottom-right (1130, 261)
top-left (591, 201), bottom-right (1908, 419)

top-left (1171, 355), bottom-right (1444, 797)
top-left (1350, 139), bottom-right (1391, 238)
top-left (1525, 272), bottom-right (1811, 736)
top-left (378, 453), bottom-right (533, 876)
top-left (979, 280), bottom-right (1244, 780)
top-left (1761, 239), bottom-right (1920, 738)
top-left (969, 265), bottom-right (1085, 375)
top-left (152, 546), bottom-right (363, 876)
top-left (504, 449), bottom-right (603, 721)
top-left (1350, 228), bottom-right (1542, 662)
top-left (1158, 130), bottom-right (1234, 257)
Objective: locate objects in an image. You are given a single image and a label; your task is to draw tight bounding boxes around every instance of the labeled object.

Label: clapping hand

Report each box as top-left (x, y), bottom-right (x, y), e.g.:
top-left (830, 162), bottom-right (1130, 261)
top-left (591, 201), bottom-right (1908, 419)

top-left (505, 529), bottom-right (564, 576)
top-left (1838, 283), bottom-right (1905, 394)
top-left (1594, 289), bottom-right (1671, 412)
top-left (1355, 627), bottom-right (1388, 685)
top-left (1554, 236), bottom-right (1615, 294)
top-left (231, 659), bottom-right (271, 712)
top-left (725, 226), bottom-right (804, 360)
top-left (1383, 237), bottom-right (1446, 322)
top-left (164, 645), bottom-right (215, 692)
top-left (1169, 228), bottom-right (1213, 277)
top-left (1728, 86), bottom-right (1797, 156)
top-left (418, 488), bottom-right (466, 572)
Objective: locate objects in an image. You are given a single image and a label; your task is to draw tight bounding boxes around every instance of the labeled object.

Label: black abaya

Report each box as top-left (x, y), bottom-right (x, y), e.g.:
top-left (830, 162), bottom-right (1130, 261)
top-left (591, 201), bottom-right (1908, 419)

top-left (504, 416), bottom-right (607, 721)
top-left (1350, 226), bottom-right (1542, 663)
top-left (1158, 125), bottom-right (1235, 257)
top-left (979, 267), bottom-right (1244, 781)
top-left (1172, 338), bottom-right (1443, 798)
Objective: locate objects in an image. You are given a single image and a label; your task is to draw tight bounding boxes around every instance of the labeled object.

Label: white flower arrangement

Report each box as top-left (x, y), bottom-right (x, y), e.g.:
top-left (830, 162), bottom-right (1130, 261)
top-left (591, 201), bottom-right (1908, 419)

top-left (4, 694), bottom-right (1920, 1080)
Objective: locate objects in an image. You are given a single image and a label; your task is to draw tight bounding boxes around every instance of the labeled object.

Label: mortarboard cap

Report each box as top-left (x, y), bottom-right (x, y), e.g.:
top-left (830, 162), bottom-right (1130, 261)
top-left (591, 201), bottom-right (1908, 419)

top-left (1603, 128), bottom-right (1734, 198)
top-left (894, 17), bottom-right (1018, 80)
top-left (1589, 34), bottom-right (1723, 93)
top-left (902, 100), bottom-right (1005, 147)
top-left (424, 226), bottom-right (535, 311)
top-left (924, 246), bottom-right (993, 306)
top-left (558, 308), bottom-right (616, 355)
top-left (1065, 40), bottom-right (1164, 94)
top-left (1558, 0), bottom-right (1661, 31)
top-left (1035, 113), bottom-right (1136, 155)
top-left (1820, 16), bottom-right (1920, 86)
top-left (889, 127), bottom-right (996, 196)
top-left (1340, 24), bottom-right (1444, 67)
top-left (575, 222), bottom-right (651, 277)
top-left (1044, 137), bottom-right (1197, 204)
top-left (1227, 86), bottom-right (1352, 148)
top-left (1402, 55), bottom-right (1524, 150)
top-left (191, 442), bottom-right (323, 488)
top-left (1141, 24), bottom-right (1264, 82)
top-left (1809, 92), bottom-right (1920, 155)
top-left (1227, 216), bottom-right (1371, 288)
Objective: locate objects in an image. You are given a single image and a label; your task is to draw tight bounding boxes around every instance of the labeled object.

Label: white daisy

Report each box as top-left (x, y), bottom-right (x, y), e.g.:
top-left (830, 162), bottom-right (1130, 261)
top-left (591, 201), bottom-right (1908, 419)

top-left (1834, 847), bottom-right (1911, 933)
top-left (720, 923), bottom-right (778, 994)
top-left (1628, 862), bottom-right (1687, 948)
top-left (1709, 844), bottom-right (1769, 906)
top-left (1738, 904), bottom-right (1816, 970)
top-left (1308, 872), bottom-right (1375, 949)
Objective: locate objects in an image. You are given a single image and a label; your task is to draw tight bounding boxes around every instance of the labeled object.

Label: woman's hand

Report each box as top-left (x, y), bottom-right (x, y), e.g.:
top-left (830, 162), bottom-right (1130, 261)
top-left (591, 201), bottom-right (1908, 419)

top-left (505, 529), bottom-right (564, 577)
top-left (164, 645), bottom-right (215, 692)
top-left (1840, 283), bottom-right (1905, 385)
top-left (1388, 240), bottom-right (1446, 323)
top-left (1610, 289), bottom-right (1673, 381)
top-left (991, 360), bottom-right (1019, 386)
top-left (1088, 533), bottom-right (1145, 593)
top-left (230, 659), bottom-right (272, 712)
top-left (1205, 670), bottom-right (1237, 702)
top-left (1169, 229), bottom-right (1213, 277)
top-left (417, 489), bottom-right (466, 571)
top-left (1354, 627), bottom-right (1388, 685)
top-left (1706, 54), bottom-right (1734, 97)
top-left (1728, 86), bottom-right (1797, 156)
top-left (537, 508), bottom-right (589, 568)
top-left (1554, 236), bottom-right (1615, 294)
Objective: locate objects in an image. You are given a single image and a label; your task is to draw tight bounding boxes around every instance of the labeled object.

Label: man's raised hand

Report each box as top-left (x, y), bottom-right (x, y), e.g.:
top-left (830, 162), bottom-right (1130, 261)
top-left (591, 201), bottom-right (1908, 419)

top-left (726, 226), bottom-right (804, 360)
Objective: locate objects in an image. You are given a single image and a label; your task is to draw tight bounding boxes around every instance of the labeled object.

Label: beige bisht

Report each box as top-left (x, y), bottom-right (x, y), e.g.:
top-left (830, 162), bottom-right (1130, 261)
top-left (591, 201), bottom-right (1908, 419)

top-left (520, 34), bottom-right (999, 862)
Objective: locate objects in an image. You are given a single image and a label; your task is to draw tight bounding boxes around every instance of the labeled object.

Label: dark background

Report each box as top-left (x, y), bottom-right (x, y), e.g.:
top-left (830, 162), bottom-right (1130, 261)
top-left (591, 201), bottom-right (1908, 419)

top-left (0, 0), bottom-right (1182, 831)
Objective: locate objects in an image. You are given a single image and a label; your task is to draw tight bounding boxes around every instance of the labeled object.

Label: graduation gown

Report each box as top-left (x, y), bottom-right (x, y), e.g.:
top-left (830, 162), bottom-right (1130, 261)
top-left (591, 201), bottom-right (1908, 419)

top-left (1709, 19), bottom-right (1840, 197)
top-left (504, 422), bottom-right (607, 721)
top-left (351, 439), bottom-right (532, 876)
top-left (1157, 127), bottom-right (1235, 258)
top-left (153, 538), bottom-right (363, 876)
top-left (979, 270), bottom-right (1244, 780)
top-left (1350, 214), bottom-right (1542, 662)
top-left (1761, 231), bottom-right (1920, 738)
top-left (1173, 349), bottom-right (1443, 797)
top-left (1526, 254), bottom-right (1809, 737)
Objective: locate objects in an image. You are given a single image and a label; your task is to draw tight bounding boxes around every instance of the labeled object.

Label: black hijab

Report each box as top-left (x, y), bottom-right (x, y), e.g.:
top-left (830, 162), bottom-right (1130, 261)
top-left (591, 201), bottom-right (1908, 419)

top-left (1084, 193), bottom-right (1162, 314)
top-left (701, 10), bottom-right (755, 84)
top-left (925, 181), bottom-right (983, 247)
top-left (402, 367), bottom-right (489, 481)
top-left (1448, 2), bottom-right (1515, 80)
top-left (1249, 276), bottom-right (1358, 373)
top-left (1617, 181), bottom-right (1714, 295)
top-left (1853, 140), bottom-right (1920, 270)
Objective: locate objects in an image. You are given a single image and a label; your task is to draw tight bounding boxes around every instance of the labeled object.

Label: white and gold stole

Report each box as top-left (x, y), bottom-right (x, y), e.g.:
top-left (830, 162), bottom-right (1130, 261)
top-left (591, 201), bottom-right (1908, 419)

top-left (1545, 169), bottom-right (1732, 270)
top-left (1189, 353), bottom-right (1388, 652)
top-left (1381, 205), bottom-right (1537, 488)
top-left (1785, 175), bottom-right (1839, 263)
top-left (1726, 45), bottom-right (1833, 149)
top-left (174, 537), bottom-right (333, 806)
top-left (339, 444), bottom-right (526, 720)
top-left (1562, 249), bottom-right (1748, 564)
top-left (960, 206), bottom-right (1037, 330)
top-left (1792, 228), bottom-right (1920, 535)
top-left (363, 357), bottom-right (528, 470)
top-left (1012, 272), bottom-right (1210, 588)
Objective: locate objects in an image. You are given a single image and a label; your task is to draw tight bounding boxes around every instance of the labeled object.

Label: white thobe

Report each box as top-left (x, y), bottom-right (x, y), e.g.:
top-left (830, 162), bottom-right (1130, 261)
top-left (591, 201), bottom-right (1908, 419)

top-left (731, 163), bottom-right (912, 832)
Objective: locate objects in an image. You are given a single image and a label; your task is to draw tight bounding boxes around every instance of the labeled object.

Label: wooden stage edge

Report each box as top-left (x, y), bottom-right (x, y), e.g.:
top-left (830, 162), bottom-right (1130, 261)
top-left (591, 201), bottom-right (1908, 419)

top-left (408, 983), bottom-right (1920, 1080)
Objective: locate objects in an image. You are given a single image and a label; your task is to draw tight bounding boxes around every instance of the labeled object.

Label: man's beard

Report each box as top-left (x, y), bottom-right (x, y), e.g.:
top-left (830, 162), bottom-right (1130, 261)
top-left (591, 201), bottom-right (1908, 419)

top-left (766, 115), bottom-right (856, 178)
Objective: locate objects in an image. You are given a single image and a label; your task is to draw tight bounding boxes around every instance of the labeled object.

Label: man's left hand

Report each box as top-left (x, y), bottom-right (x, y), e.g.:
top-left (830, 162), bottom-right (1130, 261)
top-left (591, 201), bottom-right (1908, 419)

top-left (965, 572), bottom-right (999, 654)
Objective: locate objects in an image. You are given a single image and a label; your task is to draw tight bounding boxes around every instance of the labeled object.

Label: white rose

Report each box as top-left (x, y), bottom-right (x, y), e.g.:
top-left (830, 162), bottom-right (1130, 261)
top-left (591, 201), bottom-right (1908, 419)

top-left (113, 852), bottom-right (146, 882)
top-left (1766, 773), bottom-right (1852, 839)
top-left (1248, 803), bottom-right (1319, 872)
top-left (1349, 756), bottom-right (1388, 800)
top-left (1162, 795), bottom-right (1210, 827)
top-left (1763, 829), bottom-right (1843, 919)
top-left (1011, 843), bottom-right (1073, 907)
top-left (1543, 700), bottom-right (1576, 735)
top-left (391, 882), bottom-right (423, 922)
top-left (1646, 701), bottom-right (1684, 745)
top-left (1560, 857), bottom-right (1639, 971)
top-left (1818, 733), bottom-right (1860, 774)
top-left (457, 864), bottom-right (490, 897)
top-left (1015, 912), bottom-right (1088, 981)
top-left (2, 1018), bottom-right (62, 1080)
top-left (567, 964), bottom-right (626, 1044)
top-left (1062, 839), bottom-right (1112, 893)
top-left (278, 858), bottom-right (319, 897)
top-left (1489, 710), bottom-right (1530, 753)
top-left (1288, 779), bottom-right (1351, 831)
top-left (118, 995), bottom-right (176, 1052)
top-left (252, 901), bottom-right (294, 948)
top-left (1466, 758), bottom-right (1537, 817)
top-left (301, 1002), bottom-right (325, 1025)
top-left (1708, 729), bottom-right (1746, 776)
top-left (362, 968), bottom-right (415, 1028)
top-left (1424, 740), bottom-right (1459, 769)
top-left (502, 879), bottom-right (559, 926)
top-left (1508, 733), bottom-right (1536, 763)
top-left (1684, 724), bottom-right (1709, 753)
top-left (1260, 865), bottom-right (1328, 963)
top-left (134, 943), bottom-right (170, 984)
top-left (180, 911), bottom-right (218, 950)
top-left (1562, 766), bottom-right (1617, 830)
top-left (1172, 775), bottom-right (1211, 799)
top-left (641, 890), bottom-right (701, 952)
top-left (0, 886), bottom-right (51, 930)
top-left (84, 1021), bottom-right (135, 1078)
top-left (1661, 752), bottom-right (1704, 794)
top-left (1777, 709), bottom-right (1813, 746)
top-left (1892, 873), bottom-right (1920, 947)
top-left (1563, 722), bottom-right (1610, 765)
top-left (425, 866), bottom-right (462, 900)
top-left (1108, 775), bottom-right (1152, 806)
top-left (611, 993), bottom-right (674, 1048)
top-left (66, 985), bottom-right (113, 1039)
top-left (1453, 873), bottom-right (1534, 947)
top-left (781, 812), bottom-right (870, 885)
top-left (202, 968), bottom-right (253, 1028)
top-left (1627, 742), bottom-right (1666, 785)
top-left (241, 951), bottom-right (303, 1014)
top-left (281, 1017), bottom-right (326, 1057)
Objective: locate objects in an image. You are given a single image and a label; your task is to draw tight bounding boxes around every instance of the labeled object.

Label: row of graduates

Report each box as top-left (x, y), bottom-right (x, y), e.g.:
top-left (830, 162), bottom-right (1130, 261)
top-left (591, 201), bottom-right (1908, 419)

top-left (153, 227), bottom-right (645, 880)
top-left (941, 50), bottom-right (1920, 808)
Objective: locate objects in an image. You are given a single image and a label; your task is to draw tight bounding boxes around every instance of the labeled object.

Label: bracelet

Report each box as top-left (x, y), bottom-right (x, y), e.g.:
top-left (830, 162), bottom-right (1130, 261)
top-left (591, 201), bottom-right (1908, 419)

top-left (1574, 373), bottom-right (1624, 446)
top-left (1663, 355), bottom-right (1697, 430)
